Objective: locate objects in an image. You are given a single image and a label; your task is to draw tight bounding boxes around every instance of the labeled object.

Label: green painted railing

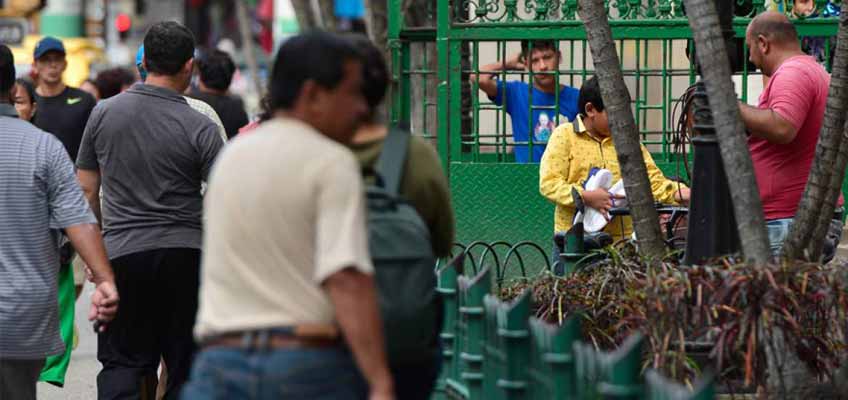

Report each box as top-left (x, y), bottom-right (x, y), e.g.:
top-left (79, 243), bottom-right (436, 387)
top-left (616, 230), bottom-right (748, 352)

top-left (435, 257), bottom-right (716, 399)
top-left (388, 0), bottom-right (844, 260)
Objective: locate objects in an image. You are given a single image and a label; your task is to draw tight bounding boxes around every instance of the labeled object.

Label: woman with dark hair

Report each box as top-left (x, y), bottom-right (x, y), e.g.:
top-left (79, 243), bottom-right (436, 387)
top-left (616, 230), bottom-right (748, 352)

top-left (14, 78), bottom-right (37, 121)
top-left (346, 34), bottom-right (456, 400)
top-left (94, 68), bottom-right (136, 100)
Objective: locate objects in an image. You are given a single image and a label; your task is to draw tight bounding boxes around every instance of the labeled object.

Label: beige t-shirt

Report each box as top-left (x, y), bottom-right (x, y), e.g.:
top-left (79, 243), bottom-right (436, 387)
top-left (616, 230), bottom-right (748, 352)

top-left (194, 117), bottom-right (374, 340)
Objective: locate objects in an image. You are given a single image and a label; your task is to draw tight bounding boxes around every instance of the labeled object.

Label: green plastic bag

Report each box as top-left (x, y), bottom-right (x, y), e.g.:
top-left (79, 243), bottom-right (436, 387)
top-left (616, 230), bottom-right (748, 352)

top-left (39, 263), bottom-right (76, 387)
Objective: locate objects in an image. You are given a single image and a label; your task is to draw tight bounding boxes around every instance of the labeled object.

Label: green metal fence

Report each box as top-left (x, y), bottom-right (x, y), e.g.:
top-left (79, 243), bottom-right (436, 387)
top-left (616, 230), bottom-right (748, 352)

top-left (435, 256), bottom-right (716, 399)
top-left (388, 0), bottom-right (842, 259)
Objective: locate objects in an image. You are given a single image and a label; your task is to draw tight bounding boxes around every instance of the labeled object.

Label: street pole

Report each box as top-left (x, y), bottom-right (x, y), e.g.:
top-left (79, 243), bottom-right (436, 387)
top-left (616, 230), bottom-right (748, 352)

top-left (683, 0), bottom-right (742, 264)
top-left (235, 0), bottom-right (265, 100)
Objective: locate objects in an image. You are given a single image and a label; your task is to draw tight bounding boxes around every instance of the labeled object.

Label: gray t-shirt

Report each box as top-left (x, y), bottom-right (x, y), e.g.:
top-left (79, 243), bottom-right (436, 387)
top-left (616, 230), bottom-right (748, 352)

top-left (0, 105), bottom-right (97, 359)
top-left (76, 84), bottom-right (223, 259)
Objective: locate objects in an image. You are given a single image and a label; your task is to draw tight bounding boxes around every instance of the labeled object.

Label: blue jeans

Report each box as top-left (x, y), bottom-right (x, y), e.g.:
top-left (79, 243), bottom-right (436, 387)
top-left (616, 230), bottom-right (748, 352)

top-left (766, 217), bottom-right (843, 262)
top-left (766, 218), bottom-right (794, 256)
top-left (180, 346), bottom-right (368, 400)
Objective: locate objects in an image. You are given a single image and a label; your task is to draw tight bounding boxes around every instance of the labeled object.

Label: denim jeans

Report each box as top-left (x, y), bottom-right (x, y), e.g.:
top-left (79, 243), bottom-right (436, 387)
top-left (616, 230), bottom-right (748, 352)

top-left (766, 217), bottom-right (843, 262)
top-left (766, 218), bottom-right (794, 257)
top-left (180, 346), bottom-right (368, 400)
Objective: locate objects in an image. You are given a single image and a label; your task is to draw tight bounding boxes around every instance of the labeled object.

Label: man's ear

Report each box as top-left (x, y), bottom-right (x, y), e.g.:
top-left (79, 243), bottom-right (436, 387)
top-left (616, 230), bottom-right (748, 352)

top-left (183, 58), bottom-right (194, 75)
top-left (584, 102), bottom-right (596, 117)
top-left (299, 80), bottom-right (324, 112)
top-left (757, 35), bottom-right (769, 54)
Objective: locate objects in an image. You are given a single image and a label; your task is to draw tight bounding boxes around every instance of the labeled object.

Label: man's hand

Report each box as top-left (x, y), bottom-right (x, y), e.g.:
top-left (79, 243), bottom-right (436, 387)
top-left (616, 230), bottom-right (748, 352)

top-left (368, 380), bottom-right (395, 400)
top-left (324, 268), bottom-right (394, 400)
top-left (89, 280), bottom-right (119, 333)
top-left (503, 53), bottom-right (526, 71)
top-left (582, 189), bottom-right (623, 214)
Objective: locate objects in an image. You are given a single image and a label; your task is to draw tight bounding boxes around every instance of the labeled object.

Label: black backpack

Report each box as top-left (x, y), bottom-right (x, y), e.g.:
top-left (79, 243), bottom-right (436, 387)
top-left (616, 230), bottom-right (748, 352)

top-left (366, 127), bottom-right (439, 366)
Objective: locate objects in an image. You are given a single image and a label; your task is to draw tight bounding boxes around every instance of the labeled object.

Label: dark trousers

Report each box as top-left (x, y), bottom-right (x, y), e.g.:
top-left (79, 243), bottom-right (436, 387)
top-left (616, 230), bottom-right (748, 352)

top-left (0, 358), bottom-right (45, 400)
top-left (97, 248), bottom-right (201, 400)
top-left (391, 346), bottom-right (442, 400)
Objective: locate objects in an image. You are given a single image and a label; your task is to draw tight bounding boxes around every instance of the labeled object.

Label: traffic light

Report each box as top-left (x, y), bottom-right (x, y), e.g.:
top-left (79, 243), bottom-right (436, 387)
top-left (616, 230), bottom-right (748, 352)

top-left (115, 12), bottom-right (131, 41)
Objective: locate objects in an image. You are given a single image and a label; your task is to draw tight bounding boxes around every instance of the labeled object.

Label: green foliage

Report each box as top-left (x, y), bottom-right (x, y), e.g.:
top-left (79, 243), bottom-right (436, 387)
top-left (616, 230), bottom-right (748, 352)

top-left (500, 243), bottom-right (848, 389)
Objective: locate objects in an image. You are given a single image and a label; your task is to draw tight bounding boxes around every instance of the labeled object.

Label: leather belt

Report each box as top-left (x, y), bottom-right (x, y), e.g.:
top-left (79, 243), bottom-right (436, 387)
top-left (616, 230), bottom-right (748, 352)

top-left (202, 325), bottom-right (341, 351)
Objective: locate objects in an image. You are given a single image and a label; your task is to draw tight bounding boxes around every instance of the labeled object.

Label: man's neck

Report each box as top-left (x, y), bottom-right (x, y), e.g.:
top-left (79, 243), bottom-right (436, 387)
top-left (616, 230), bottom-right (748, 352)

top-left (351, 123), bottom-right (387, 144)
top-left (534, 81), bottom-right (559, 94)
top-left (36, 81), bottom-right (66, 97)
top-left (768, 49), bottom-right (806, 77)
top-left (145, 74), bottom-right (187, 93)
top-left (198, 81), bottom-right (226, 96)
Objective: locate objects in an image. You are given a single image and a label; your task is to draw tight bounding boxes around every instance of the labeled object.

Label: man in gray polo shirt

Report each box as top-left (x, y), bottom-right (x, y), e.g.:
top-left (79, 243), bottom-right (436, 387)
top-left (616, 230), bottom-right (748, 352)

top-left (0, 44), bottom-right (119, 400)
top-left (76, 22), bottom-right (222, 399)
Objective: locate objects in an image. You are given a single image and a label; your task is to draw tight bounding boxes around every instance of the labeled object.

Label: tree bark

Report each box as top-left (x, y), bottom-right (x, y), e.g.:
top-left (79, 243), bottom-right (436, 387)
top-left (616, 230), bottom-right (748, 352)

top-left (578, 0), bottom-right (667, 260)
top-left (783, 1), bottom-right (848, 261)
top-left (291, 0), bottom-right (318, 31)
top-left (682, 0), bottom-right (771, 265)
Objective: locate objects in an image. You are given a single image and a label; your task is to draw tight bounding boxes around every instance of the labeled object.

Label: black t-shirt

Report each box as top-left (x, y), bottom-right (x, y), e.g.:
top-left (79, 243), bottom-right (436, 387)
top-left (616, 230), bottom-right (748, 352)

top-left (34, 87), bottom-right (97, 162)
top-left (188, 89), bottom-right (249, 140)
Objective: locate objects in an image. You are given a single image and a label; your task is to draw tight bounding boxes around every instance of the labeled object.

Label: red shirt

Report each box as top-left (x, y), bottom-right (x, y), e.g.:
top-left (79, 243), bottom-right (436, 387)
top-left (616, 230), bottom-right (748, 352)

top-left (749, 55), bottom-right (832, 220)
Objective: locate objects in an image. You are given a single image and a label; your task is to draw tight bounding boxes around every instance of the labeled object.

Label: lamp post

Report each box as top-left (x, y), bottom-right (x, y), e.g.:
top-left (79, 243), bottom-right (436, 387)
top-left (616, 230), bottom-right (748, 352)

top-left (683, 0), bottom-right (742, 264)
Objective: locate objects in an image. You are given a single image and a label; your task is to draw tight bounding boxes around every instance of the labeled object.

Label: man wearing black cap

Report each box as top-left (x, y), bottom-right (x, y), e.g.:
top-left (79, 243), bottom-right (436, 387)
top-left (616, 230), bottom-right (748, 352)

top-left (0, 43), bottom-right (119, 400)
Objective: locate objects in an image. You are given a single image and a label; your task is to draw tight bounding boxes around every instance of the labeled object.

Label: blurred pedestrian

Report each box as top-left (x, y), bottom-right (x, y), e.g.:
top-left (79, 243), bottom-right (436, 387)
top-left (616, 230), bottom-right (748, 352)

top-left (189, 49), bottom-right (248, 139)
top-left (80, 79), bottom-right (99, 100)
top-left (0, 43), bottom-right (119, 400)
top-left (30, 35), bottom-right (98, 388)
top-left (183, 31), bottom-right (394, 400)
top-left (347, 35), bottom-right (455, 400)
top-left (13, 78), bottom-right (36, 121)
top-left (94, 68), bottom-right (136, 100)
top-left (76, 21), bottom-right (224, 400)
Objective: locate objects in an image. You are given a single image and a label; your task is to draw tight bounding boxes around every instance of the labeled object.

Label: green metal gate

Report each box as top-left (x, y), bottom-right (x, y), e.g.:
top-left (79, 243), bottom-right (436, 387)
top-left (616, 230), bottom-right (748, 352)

top-left (388, 0), bottom-right (841, 267)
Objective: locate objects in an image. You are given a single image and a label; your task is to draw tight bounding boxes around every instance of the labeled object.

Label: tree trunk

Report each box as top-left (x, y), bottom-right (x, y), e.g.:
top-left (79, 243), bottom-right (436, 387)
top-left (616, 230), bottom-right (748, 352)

top-left (578, 0), bottom-right (667, 260)
top-left (783, 1), bottom-right (848, 261)
top-left (291, 0), bottom-right (318, 30)
top-left (290, 0), bottom-right (337, 31)
top-left (682, 0), bottom-right (771, 265)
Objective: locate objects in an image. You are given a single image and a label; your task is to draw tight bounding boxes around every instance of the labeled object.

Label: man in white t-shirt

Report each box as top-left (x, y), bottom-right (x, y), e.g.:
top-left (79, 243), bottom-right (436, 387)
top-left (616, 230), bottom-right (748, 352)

top-left (182, 31), bottom-right (394, 400)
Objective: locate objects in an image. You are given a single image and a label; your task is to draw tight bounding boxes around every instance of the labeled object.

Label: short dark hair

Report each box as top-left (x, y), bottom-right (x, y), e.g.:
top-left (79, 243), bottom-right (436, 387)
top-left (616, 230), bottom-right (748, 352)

top-left (143, 21), bottom-right (196, 76)
top-left (520, 40), bottom-right (558, 60)
top-left (578, 75), bottom-right (605, 116)
top-left (270, 31), bottom-right (362, 111)
top-left (0, 44), bottom-right (15, 95)
top-left (346, 34), bottom-right (388, 119)
top-left (749, 18), bottom-right (798, 45)
top-left (15, 78), bottom-right (35, 104)
top-left (95, 68), bottom-right (136, 99)
top-left (197, 49), bottom-right (237, 92)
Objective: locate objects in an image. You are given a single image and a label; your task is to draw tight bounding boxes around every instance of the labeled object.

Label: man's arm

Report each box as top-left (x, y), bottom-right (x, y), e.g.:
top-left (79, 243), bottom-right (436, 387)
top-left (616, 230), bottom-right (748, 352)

top-left (323, 269), bottom-right (394, 400)
top-left (738, 102), bottom-right (798, 144)
top-left (469, 54), bottom-right (525, 99)
top-left (65, 223), bottom-right (119, 330)
top-left (77, 168), bottom-right (102, 223)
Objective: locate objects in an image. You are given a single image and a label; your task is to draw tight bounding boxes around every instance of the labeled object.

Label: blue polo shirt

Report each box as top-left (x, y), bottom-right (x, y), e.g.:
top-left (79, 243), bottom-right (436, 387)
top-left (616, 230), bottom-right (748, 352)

top-left (491, 80), bottom-right (580, 163)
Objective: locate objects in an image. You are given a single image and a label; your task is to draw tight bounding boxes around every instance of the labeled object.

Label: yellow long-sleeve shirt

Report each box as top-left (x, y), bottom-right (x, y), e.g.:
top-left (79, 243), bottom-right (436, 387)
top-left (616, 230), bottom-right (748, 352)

top-left (539, 116), bottom-right (686, 241)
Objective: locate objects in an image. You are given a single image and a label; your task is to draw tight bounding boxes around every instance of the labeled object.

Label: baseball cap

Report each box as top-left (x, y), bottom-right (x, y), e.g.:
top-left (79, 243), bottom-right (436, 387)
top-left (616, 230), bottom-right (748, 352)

top-left (135, 44), bottom-right (147, 81)
top-left (34, 36), bottom-right (66, 60)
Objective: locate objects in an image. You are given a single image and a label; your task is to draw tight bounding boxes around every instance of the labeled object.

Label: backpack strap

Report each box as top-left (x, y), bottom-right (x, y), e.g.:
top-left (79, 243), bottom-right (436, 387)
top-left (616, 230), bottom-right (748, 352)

top-left (375, 125), bottom-right (410, 196)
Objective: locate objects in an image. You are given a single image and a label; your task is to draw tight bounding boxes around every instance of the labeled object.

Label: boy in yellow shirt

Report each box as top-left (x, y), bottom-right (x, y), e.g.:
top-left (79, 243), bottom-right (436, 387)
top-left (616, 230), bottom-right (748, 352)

top-left (539, 76), bottom-right (690, 241)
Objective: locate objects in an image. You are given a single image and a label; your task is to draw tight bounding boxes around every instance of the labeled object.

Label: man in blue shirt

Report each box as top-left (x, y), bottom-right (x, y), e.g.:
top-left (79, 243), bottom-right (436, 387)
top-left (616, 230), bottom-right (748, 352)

top-left (471, 40), bottom-right (580, 163)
